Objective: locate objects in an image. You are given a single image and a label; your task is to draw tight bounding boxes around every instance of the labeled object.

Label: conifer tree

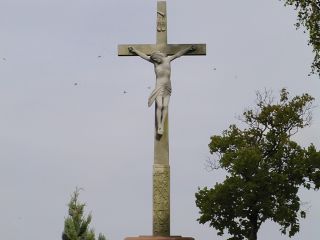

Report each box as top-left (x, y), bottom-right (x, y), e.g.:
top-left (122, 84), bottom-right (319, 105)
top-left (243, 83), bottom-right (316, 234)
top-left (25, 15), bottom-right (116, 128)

top-left (62, 189), bottom-right (106, 240)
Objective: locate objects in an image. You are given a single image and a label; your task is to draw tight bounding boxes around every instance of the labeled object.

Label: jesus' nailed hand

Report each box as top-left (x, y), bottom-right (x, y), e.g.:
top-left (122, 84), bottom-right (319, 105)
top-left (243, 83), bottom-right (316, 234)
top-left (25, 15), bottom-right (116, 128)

top-left (128, 45), bottom-right (196, 135)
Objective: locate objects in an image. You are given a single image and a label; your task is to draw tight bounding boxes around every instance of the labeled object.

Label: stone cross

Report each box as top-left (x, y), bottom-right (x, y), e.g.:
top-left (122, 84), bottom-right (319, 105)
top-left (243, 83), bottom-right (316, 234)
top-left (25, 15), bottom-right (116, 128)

top-left (118, 1), bottom-right (206, 238)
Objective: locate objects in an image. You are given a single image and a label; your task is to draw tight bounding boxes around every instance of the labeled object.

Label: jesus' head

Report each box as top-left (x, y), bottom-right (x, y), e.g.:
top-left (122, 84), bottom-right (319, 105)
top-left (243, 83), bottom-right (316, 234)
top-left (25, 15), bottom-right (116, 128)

top-left (150, 51), bottom-right (167, 63)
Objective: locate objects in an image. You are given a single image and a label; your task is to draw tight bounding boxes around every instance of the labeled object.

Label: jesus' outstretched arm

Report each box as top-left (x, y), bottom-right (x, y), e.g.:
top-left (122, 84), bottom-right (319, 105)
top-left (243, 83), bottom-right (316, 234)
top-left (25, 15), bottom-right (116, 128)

top-left (128, 46), bottom-right (151, 62)
top-left (168, 45), bottom-right (196, 62)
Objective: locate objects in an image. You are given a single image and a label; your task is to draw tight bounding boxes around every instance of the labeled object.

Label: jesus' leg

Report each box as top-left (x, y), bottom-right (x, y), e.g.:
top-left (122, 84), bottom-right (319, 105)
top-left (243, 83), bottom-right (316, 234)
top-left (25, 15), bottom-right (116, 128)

top-left (156, 96), bottom-right (164, 135)
top-left (160, 95), bottom-right (170, 133)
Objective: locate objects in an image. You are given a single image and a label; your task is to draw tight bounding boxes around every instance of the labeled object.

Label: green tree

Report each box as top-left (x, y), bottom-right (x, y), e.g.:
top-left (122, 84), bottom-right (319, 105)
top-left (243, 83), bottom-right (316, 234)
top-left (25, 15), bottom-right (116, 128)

top-left (195, 89), bottom-right (320, 240)
top-left (282, 0), bottom-right (320, 75)
top-left (62, 189), bottom-right (106, 240)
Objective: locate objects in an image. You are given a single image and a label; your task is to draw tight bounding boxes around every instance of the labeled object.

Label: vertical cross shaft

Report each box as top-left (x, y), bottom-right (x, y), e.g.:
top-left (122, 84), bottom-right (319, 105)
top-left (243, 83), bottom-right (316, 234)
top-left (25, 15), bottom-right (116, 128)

top-left (157, 1), bottom-right (167, 45)
top-left (118, 0), bottom-right (206, 238)
top-left (153, 2), bottom-right (170, 236)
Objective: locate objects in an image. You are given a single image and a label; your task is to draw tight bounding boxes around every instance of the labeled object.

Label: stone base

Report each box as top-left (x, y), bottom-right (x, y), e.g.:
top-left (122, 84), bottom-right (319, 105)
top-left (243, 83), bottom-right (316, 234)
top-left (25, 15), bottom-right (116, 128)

top-left (125, 236), bottom-right (194, 240)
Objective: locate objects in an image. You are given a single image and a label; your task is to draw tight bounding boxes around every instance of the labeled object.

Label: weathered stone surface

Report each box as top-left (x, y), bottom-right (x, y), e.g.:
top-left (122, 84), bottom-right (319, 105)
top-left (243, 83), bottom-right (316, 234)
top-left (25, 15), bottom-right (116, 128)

top-left (153, 164), bottom-right (170, 236)
top-left (125, 236), bottom-right (194, 240)
top-left (156, 1), bottom-right (167, 44)
top-left (118, 44), bottom-right (206, 56)
top-left (119, 1), bottom-right (206, 239)
top-left (154, 113), bottom-right (169, 165)
top-left (118, 1), bottom-right (206, 57)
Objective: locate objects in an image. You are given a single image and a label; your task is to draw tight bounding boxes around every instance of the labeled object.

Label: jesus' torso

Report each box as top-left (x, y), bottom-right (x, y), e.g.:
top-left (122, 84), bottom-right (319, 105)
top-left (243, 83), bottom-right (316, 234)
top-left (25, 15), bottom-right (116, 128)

top-left (153, 58), bottom-right (171, 87)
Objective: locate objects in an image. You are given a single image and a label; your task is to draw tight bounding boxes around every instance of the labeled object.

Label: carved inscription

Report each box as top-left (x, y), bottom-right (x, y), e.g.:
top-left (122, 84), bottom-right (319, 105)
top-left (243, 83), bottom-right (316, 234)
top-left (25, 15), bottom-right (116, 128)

top-left (153, 165), bottom-right (170, 236)
top-left (157, 11), bottom-right (167, 32)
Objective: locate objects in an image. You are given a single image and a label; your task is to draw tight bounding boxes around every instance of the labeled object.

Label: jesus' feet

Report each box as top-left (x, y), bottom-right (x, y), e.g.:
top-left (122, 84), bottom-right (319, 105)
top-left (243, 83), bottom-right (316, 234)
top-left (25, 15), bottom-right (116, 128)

top-left (157, 127), bottom-right (164, 135)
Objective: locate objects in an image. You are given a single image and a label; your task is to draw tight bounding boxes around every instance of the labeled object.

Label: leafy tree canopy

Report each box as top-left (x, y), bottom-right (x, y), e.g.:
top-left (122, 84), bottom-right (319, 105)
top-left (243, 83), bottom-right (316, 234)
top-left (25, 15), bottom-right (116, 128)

top-left (282, 0), bottom-right (320, 75)
top-left (196, 89), bottom-right (320, 240)
top-left (62, 189), bottom-right (106, 240)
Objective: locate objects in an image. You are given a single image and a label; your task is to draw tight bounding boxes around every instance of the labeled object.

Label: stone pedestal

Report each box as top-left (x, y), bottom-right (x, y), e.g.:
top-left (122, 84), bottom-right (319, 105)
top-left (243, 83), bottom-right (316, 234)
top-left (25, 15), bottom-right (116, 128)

top-left (153, 164), bottom-right (170, 236)
top-left (125, 236), bottom-right (194, 240)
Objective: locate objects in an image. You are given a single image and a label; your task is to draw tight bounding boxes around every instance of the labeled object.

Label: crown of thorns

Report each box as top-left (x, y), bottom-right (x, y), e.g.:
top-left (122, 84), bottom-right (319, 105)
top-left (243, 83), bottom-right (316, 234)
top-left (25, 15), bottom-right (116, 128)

top-left (150, 51), bottom-right (166, 58)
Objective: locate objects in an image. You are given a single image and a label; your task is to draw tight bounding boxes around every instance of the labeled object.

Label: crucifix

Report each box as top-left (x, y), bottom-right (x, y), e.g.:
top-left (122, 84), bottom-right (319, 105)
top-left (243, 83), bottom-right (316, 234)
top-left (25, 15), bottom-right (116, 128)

top-left (118, 1), bottom-right (206, 239)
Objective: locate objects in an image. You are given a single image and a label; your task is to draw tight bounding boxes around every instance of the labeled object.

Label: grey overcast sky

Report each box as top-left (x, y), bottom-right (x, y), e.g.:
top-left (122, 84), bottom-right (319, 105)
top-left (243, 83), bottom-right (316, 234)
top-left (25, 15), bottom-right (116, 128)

top-left (0, 0), bottom-right (319, 240)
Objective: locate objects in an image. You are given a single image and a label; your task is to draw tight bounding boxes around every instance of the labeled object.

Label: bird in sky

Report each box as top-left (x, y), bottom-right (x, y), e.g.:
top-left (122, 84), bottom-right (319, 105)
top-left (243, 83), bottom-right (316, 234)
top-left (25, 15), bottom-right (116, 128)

top-left (74, 83), bottom-right (78, 86)
top-left (98, 56), bottom-right (102, 58)
top-left (123, 90), bottom-right (127, 94)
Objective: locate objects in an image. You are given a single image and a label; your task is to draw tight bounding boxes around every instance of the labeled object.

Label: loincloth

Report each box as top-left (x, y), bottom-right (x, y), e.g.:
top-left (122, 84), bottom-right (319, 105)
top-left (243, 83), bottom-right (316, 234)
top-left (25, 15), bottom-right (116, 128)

top-left (148, 85), bottom-right (172, 107)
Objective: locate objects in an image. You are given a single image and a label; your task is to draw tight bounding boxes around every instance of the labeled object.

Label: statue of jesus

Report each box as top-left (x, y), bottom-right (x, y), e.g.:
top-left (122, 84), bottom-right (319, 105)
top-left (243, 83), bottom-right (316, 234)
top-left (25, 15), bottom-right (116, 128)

top-left (128, 45), bottom-right (196, 135)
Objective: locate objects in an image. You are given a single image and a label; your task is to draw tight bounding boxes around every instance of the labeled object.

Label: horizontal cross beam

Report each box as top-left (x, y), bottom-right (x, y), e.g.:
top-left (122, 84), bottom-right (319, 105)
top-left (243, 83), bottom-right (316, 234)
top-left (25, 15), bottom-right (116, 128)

top-left (118, 44), bottom-right (206, 56)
